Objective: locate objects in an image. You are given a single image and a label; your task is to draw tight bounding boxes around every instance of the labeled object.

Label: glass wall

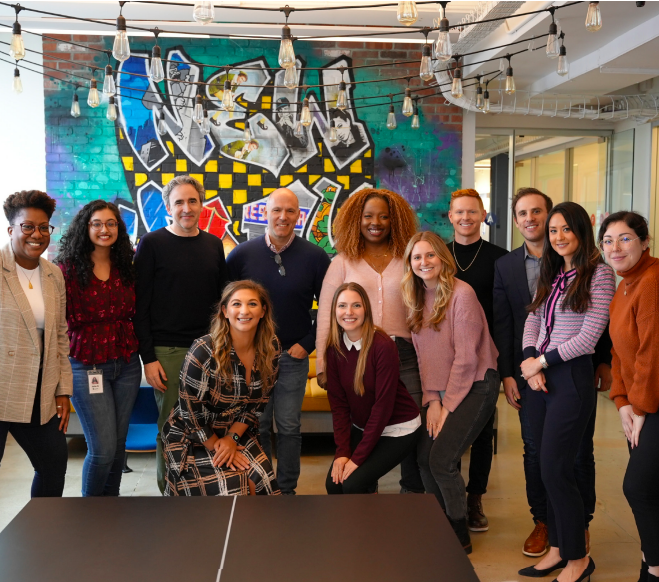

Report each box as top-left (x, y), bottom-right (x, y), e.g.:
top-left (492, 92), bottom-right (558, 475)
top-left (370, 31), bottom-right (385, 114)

top-left (536, 151), bottom-right (567, 205)
top-left (571, 141), bottom-right (607, 235)
top-left (609, 129), bottom-right (634, 213)
top-left (651, 126), bottom-right (659, 256)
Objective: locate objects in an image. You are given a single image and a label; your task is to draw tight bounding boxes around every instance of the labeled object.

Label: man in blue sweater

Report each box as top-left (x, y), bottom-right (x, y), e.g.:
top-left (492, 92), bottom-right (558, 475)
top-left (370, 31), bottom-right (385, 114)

top-left (227, 188), bottom-right (330, 494)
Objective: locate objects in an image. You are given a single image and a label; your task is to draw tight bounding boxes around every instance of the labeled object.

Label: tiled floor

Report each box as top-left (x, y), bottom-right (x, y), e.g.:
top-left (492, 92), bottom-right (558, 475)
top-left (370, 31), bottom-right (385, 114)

top-left (0, 393), bottom-right (641, 582)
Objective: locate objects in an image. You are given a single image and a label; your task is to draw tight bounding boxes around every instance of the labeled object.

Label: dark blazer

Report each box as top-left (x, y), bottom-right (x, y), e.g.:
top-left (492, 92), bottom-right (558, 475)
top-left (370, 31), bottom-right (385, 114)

top-left (493, 244), bottom-right (612, 391)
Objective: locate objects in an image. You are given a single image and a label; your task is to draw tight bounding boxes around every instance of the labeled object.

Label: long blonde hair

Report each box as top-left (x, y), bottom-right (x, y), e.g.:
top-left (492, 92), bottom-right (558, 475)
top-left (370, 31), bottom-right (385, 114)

top-left (325, 282), bottom-right (384, 396)
top-left (401, 231), bottom-right (457, 334)
top-left (209, 280), bottom-right (279, 393)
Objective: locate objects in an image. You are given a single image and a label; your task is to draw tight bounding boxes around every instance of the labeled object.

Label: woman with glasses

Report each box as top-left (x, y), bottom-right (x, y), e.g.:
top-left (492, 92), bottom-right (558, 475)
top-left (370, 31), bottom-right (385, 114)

top-left (0, 190), bottom-right (72, 497)
top-left (55, 200), bottom-right (140, 497)
top-left (518, 202), bottom-right (615, 582)
top-left (598, 212), bottom-right (659, 582)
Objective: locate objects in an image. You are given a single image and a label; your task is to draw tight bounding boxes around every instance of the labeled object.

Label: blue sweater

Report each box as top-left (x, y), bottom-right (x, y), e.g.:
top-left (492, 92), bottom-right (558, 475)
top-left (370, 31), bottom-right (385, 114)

top-left (226, 235), bottom-right (330, 353)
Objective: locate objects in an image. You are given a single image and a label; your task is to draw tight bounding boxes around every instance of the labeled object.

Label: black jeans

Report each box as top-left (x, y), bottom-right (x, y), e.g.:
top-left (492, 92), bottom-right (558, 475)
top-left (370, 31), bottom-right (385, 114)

top-left (623, 411), bottom-right (659, 567)
top-left (326, 425), bottom-right (421, 495)
top-left (464, 410), bottom-right (495, 495)
top-left (417, 369), bottom-right (499, 520)
top-left (526, 355), bottom-right (596, 561)
top-left (396, 338), bottom-right (425, 493)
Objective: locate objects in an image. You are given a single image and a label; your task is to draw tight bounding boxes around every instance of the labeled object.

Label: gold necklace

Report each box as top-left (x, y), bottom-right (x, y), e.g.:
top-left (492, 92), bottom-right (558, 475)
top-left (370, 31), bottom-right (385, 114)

top-left (17, 265), bottom-right (38, 289)
top-left (363, 251), bottom-right (389, 275)
top-left (452, 239), bottom-right (484, 272)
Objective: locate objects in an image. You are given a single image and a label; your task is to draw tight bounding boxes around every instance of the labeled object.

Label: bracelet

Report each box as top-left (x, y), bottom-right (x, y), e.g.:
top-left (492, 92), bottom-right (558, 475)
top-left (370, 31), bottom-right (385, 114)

top-left (539, 354), bottom-right (548, 369)
top-left (631, 411), bottom-right (643, 419)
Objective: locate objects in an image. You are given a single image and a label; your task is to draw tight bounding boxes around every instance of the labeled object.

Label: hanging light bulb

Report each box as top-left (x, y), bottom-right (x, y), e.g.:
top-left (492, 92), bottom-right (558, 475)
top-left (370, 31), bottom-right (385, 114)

top-left (300, 98), bottom-right (312, 126)
top-left (157, 109), bottom-right (167, 135)
top-left (483, 90), bottom-right (490, 113)
top-left (451, 67), bottom-right (463, 98)
top-left (193, 95), bottom-right (204, 124)
top-left (103, 64), bottom-right (116, 96)
top-left (200, 109), bottom-right (211, 135)
top-left (87, 79), bottom-right (100, 108)
top-left (434, 14), bottom-right (452, 62)
top-left (243, 124), bottom-right (252, 141)
top-left (557, 45), bottom-right (569, 76)
top-left (71, 93), bottom-right (81, 118)
top-left (397, 1), bottom-right (418, 26)
top-left (294, 119), bottom-right (305, 139)
top-left (505, 63), bottom-right (516, 95)
top-left (10, 21), bottom-right (25, 61)
top-left (193, 1), bottom-right (215, 24)
top-left (327, 118), bottom-right (338, 143)
top-left (420, 44), bottom-right (433, 81)
top-left (498, 57), bottom-right (506, 78)
top-left (336, 81), bottom-right (348, 110)
top-left (585, 2), bottom-right (602, 31)
top-left (107, 96), bottom-right (118, 121)
top-left (150, 45), bottom-right (165, 83)
top-left (279, 25), bottom-right (296, 69)
top-left (284, 66), bottom-right (297, 89)
top-left (222, 80), bottom-right (234, 111)
top-left (402, 88), bottom-right (414, 117)
top-left (113, 14), bottom-right (131, 62)
top-left (12, 67), bottom-right (22, 93)
top-left (546, 20), bottom-right (560, 58)
top-left (386, 104), bottom-right (397, 130)
top-left (476, 85), bottom-right (484, 110)
top-left (411, 104), bottom-right (420, 129)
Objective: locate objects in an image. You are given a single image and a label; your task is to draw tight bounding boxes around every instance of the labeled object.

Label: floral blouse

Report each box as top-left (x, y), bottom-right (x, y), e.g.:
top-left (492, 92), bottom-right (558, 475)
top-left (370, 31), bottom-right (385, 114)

top-left (60, 264), bottom-right (139, 365)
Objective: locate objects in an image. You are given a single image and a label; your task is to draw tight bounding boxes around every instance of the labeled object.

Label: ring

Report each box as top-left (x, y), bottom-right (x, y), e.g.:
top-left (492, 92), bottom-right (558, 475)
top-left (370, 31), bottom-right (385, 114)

top-left (56, 406), bottom-right (62, 408)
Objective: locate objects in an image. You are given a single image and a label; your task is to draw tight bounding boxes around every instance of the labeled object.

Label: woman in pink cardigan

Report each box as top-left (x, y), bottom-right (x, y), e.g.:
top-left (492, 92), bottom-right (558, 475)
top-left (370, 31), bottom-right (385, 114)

top-left (315, 187), bottom-right (422, 493)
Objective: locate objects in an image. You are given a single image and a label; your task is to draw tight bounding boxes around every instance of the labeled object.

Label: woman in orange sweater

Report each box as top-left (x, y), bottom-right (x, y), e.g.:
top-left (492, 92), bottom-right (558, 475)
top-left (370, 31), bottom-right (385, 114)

top-left (599, 211), bottom-right (659, 582)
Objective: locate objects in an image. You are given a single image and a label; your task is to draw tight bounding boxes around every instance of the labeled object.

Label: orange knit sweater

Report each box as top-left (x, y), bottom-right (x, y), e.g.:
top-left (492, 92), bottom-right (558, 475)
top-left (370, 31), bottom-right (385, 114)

top-left (610, 249), bottom-right (659, 416)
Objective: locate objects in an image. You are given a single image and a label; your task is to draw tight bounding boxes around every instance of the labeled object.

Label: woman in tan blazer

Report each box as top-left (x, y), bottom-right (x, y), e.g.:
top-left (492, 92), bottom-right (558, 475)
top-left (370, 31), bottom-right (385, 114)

top-left (0, 190), bottom-right (73, 497)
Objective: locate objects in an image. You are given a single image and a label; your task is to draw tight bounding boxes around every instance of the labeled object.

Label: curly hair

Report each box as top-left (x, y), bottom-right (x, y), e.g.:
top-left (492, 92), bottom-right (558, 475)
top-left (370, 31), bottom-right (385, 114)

top-left (3, 190), bottom-right (56, 223)
top-left (332, 188), bottom-right (418, 260)
top-left (55, 200), bottom-right (135, 288)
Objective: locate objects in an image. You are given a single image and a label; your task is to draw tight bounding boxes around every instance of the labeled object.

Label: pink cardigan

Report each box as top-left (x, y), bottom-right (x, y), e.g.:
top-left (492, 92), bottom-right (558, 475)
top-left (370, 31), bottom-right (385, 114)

top-left (315, 254), bottom-right (411, 373)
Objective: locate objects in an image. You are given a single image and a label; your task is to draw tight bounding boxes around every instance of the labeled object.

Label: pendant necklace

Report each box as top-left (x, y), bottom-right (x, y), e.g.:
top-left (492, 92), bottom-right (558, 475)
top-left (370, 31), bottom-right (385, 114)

top-left (452, 239), bottom-right (484, 272)
top-left (18, 265), bottom-right (37, 289)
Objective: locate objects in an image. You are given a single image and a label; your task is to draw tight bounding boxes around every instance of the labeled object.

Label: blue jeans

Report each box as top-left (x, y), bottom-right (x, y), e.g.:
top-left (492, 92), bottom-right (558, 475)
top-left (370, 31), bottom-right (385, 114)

top-left (259, 352), bottom-right (309, 495)
top-left (70, 353), bottom-right (141, 497)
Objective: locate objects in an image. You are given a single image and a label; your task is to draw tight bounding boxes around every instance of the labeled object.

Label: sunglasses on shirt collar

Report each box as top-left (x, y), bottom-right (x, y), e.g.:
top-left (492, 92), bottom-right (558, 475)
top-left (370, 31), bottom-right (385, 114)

top-left (273, 253), bottom-right (286, 277)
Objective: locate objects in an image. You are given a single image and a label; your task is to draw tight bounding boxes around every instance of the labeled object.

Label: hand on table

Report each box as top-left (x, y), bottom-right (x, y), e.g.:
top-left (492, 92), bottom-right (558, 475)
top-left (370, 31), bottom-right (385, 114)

top-left (502, 377), bottom-right (521, 410)
top-left (56, 395), bottom-right (70, 433)
top-left (144, 361), bottom-right (168, 393)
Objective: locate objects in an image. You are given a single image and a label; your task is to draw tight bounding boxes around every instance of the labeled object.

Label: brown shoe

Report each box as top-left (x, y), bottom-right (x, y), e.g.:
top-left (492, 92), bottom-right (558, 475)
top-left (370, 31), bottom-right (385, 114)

top-left (523, 521), bottom-right (549, 557)
top-left (467, 493), bottom-right (489, 532)
top-left (585, 529), bottom-right (590, 556)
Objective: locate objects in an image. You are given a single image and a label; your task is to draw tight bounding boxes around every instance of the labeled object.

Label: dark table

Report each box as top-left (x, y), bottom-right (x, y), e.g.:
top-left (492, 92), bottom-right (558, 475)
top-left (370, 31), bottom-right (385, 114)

top-left (0, 496), bottom-right (480, 582)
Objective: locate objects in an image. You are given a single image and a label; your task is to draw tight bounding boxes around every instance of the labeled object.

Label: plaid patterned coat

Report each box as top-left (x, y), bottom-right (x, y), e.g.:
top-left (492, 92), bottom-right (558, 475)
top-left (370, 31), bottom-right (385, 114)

top-left (163, 334), bottom-right (281, 496)
top-left (0, 244), bottom-right (73, 424)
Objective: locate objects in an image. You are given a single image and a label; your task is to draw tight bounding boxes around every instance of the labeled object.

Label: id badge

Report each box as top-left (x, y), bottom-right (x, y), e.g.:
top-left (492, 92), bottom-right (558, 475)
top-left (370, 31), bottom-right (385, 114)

top-left (87, 369), bottom-right (103, 394)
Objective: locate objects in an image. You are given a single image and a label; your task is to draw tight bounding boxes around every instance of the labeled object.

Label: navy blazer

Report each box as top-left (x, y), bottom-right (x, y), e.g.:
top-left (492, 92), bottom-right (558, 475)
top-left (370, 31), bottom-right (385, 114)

top-left (493, 244), bottom-right (612, 391)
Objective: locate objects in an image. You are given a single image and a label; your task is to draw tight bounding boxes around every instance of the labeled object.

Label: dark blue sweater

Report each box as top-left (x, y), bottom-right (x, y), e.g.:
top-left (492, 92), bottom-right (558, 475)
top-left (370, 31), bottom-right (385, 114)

top-left (226, 235), bottom-right (330, 353)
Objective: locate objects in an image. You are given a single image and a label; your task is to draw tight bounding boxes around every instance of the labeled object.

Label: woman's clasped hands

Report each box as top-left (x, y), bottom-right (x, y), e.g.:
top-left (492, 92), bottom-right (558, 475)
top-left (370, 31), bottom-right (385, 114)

top-left (331, 457), bottom-right (359, 484)
top-left (520, 358), bottom-right (547, 393)
top-left (426, 400), bottom-right (449, 440)
top-left (206, 435), bottom-right (250, 471)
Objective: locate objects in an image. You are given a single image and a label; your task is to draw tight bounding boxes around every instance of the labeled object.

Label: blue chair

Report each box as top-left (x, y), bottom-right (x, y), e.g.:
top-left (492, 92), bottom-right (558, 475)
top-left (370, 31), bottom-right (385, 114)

top-left (123, 382), bottom-right (159, 473)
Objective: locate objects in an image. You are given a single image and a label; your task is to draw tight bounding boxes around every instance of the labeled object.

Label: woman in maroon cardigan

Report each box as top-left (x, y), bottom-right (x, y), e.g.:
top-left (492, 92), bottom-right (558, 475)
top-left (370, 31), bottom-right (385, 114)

top-left (325, 282), bottom-right (421, 494)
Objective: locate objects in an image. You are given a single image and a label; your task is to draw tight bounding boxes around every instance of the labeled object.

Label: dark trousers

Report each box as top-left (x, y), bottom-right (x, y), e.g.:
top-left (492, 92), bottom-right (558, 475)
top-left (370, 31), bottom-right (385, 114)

top-left (418, 369), bottom-right (499, 520)
top-left (519, 385), bottom-right (597, 527)
top-left (0, 374), bottom-right (68, 497)
top-left (527, 355), bottom-right (595, 560)
top-left (623, 412), bottom-right (659, 567)
top-left (464, 410), bottom-right (495, 495)
top-left (326, 425), bottom-right (421, 495)
top-left (396, 338), bottom-right (425, 493)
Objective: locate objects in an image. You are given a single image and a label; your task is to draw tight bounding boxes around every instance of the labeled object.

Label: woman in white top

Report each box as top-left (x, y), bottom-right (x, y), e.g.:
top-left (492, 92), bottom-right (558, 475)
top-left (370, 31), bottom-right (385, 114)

top-left (0, 190), bottom-right (72, 497)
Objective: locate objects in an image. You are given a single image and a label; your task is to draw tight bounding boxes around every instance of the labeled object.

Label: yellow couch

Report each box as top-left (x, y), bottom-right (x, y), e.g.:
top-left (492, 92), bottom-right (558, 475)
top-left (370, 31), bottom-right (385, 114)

top-left (302, 351), bottom-right (331, 412)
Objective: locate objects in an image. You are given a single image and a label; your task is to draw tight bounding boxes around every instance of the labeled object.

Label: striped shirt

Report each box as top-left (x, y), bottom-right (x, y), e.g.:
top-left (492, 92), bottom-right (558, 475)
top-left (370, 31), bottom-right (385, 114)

top-left (523, 262), bottom-right (616, 367)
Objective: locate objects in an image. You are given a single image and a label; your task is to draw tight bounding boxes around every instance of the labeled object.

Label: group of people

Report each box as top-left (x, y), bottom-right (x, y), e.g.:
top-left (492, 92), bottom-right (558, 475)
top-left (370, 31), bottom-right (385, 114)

top-left (0, 178), bottom-right (657, 582)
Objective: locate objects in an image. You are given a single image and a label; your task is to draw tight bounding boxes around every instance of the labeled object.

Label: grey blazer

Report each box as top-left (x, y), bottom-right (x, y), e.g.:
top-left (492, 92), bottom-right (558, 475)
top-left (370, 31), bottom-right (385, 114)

top-left (0, 243), bottom-right (72, 424)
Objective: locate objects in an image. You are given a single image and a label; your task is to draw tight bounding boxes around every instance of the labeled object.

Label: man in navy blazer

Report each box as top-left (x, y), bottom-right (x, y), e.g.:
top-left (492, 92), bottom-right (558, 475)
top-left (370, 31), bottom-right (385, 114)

top-left (493, 187), bottom-right (612, 558)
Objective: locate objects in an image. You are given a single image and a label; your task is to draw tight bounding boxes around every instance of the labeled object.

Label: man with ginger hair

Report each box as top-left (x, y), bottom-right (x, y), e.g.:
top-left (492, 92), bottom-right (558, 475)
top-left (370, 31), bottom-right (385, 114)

top-left (448, 188), bottom-right (508, 532)
top-left (227, 188), bottom-right (330, 494)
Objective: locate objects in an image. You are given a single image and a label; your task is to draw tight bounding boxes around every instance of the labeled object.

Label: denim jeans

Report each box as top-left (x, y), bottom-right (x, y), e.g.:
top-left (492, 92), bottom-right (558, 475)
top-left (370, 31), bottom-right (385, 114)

top-left (259, 352), bottom-right (309, 495)
top-left (417, 369), bottom-right (499, 521)
top-left (70, 352), bottom-right (141, 497)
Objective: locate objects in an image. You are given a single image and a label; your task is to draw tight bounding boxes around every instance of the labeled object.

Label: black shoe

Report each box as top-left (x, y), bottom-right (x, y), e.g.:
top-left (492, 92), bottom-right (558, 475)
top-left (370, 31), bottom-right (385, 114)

top-left (647, 572), bottom-right (658, 581)
top-left (449, 517), bottom-right (472, 555)
top-left (518, 559), bottom-right (567, 578)
top-left (639, 561), bottom-right (648, 582)
top-left (550, 557), bottom-right (595, 582)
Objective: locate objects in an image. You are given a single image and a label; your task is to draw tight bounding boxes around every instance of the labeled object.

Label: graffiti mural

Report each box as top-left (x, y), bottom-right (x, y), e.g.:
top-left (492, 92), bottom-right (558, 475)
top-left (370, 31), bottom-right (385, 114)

top-left (114, 49), bottom-right (374, 250)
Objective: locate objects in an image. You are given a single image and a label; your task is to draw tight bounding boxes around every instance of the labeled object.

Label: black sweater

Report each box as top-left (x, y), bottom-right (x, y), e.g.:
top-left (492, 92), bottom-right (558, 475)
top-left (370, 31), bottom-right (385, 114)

top-left (134, 228), bottom-right (228, 364)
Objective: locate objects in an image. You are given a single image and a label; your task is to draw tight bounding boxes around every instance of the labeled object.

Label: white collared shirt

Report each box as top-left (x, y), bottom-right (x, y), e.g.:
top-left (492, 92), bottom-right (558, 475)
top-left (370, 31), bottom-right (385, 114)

top-left (343, 332), bottom-right (362, 352)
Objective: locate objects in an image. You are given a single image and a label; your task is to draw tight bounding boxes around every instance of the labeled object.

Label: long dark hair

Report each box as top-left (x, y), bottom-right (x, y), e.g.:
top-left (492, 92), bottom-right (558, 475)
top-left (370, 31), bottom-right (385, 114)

top-left (529, 202), bottom-right (602, 314)
top-left (55, 200), bottom-right (135, 288)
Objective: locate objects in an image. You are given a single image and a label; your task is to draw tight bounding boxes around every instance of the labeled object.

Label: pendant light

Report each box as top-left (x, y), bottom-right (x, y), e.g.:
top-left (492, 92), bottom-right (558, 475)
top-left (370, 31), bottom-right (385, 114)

top-left (71, 93), bottom-right (81, 118)
top-left (585, 2), bottom-right (602, 31)
top-left (193, 95), bottom-right (204, 124)
top-left (10, 20), bottom-right (25, 61)
top-left (300, 98), bottom-right (312, 126)
top-left (157, 109), bottom-right (167, 135)
top-left (420, 44), bottom-right (433, 81)
top-left (402, 88), bottom-right (414, 117)
top-left (243, 124), bottom-right (252, 141)
top-left (193, 2), bottom-right (215, 24)
top-left (505, 56), bottom-right (515, 95)
top-left (107, 96), bottom-right (118, 121)
top-left (222, 79), bottom-right (234, 111)
top-left (112, 6), bottom-right (131, 63)
top-left (279, 25), bottom-right (296, 69)
top-left (103, 64), bottom-right (116, 96)
top-left (451, 60), bottom-right (463, 98)
top-left (411, 100), bottom-right (420, 129)
top-left (87, 79), bottom-right (100, 108)
top-left (284, 66), bottom-right (298, 89)
top-left (397, 1), bottom-right (418, 26)
top-left (434, 3), bottom-right (452, 62)
top-left (12, 67), bottom-right (22, 93)
top-left (200, 108), bottom-right (211, 135)
top-left (546, 14), bottom-right (560, 58)
top-left (337, 81), bottom-right (348, 110)
top-left (386, 96), bottom-right (397, 130)
top-left (476, 84), bottom-right (484, 110)
top-left (327, 118), bottom-right (338, 143)
top-left (483, 88), bottom-right (490, 113)
top-left (557, 45), bottom-right (569, 76)
top-left (150, 46), bottom-right (165, 83)
top-left (294, 119), bottom-right (305, 139)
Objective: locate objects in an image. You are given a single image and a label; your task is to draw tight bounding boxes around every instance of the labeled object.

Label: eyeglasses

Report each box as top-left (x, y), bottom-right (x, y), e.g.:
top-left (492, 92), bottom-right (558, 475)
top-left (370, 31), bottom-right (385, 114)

top-left (89, 220), bottom-right (119, 230)
top-left (13, 223), bottom-right (55, 235)
top-left (599, 236), bottom-right (640, 250)
top-left (273, 253), bottom-right (286, 277)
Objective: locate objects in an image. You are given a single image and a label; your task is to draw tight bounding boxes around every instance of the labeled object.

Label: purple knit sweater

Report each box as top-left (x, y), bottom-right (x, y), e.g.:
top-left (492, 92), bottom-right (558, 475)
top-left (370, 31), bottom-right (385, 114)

top-left (522, 262), bottom-right (616, 366)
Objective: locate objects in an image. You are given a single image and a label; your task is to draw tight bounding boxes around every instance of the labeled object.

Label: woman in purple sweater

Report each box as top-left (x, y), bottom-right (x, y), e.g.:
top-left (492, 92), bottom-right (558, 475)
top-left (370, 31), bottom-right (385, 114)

top-left (325, 282), bottom-right (421, 495)
top-left (401, 231), bottom-right (499, 554)
top-left (519, 202), bottom-right (615, 582)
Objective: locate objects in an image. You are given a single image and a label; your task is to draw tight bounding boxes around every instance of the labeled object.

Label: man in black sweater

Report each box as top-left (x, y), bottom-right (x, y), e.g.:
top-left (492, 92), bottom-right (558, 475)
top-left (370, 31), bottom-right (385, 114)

top-left (227, 188), bottom-right (330, 495)
top-left (448, 189), bottom-right (508, 533)
top-left (134, 175), bottom-right (228, 494)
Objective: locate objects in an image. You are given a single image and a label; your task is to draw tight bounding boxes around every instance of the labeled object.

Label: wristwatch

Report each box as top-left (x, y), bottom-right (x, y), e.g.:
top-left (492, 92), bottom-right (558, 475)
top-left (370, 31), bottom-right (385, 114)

top-left (227, 431), bottom-right (240, 444)
top-left (539, 354), bottom-right (548, 369)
